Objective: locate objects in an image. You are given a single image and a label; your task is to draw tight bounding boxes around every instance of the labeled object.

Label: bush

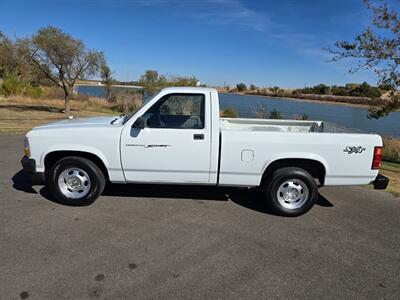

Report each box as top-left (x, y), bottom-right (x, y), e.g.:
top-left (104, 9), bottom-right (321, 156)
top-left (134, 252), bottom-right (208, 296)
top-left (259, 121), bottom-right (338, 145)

top-left (112, 91), bottom-right (143, 113)
top-left (292, 114), bottom-right (309, 120)
top-left (1, 72), bottom-right (44, 98)
top-left (0, 72), bottom-right (24, 96)
top-left (382, 137), bottom-right (400, 162)
top-left (253, 103), bottom-right (268, 119)
top-left (220, 107), bottom-right (238, 118)
top-left (269, 109), bottom-right (282, 119)
top-left (24, 86), bottom-right (43, 98)
top-left (41, 86), bottom-right (65, 99)
top-left (72, 93), bottom-right (89, 101)
top-left (271, 86), bottom-right (280, 93)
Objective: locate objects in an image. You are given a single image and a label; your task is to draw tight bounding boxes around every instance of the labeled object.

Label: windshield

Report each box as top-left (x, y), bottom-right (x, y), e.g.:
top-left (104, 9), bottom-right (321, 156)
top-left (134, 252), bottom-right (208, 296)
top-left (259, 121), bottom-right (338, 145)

top-left (122, 91), bottom-right (161, 125)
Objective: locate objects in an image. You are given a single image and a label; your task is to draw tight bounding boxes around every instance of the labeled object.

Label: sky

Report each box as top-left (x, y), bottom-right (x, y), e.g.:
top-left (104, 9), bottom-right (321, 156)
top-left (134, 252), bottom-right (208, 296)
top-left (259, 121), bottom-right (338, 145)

top-left (0, 0), bottom-right (392, 87)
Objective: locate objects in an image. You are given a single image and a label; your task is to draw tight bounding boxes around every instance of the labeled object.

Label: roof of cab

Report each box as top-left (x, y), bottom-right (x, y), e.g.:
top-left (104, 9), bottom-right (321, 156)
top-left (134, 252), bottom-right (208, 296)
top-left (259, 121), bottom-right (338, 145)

top-left (160, 86), bottom-right (217, 93)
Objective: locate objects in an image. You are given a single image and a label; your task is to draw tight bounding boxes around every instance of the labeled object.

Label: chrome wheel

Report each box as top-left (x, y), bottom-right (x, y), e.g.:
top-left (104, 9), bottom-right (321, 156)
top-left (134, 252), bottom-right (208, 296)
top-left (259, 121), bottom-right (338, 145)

top-left (276, 179), bottom-right (309, 210)
top-left (58, 168), bottom-right (91, 199)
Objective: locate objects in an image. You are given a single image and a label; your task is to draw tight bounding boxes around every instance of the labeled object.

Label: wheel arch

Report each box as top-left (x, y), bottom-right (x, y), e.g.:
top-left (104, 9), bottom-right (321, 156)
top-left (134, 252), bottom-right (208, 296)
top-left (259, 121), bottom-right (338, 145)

top-left (261, 158), bottom-right (326, 187)
top-left (44, 151), bottom-right (109, 181)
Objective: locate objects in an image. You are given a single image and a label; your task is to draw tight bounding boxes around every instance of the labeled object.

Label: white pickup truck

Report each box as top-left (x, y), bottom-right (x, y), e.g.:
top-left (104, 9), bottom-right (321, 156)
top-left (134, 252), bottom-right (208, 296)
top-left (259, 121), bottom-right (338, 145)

top-left (22, 87), bottom-right (389, 216)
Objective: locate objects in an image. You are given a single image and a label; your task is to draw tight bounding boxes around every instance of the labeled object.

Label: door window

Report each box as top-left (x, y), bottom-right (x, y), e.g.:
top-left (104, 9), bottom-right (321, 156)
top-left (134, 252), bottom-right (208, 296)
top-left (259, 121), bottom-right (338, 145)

top-left (142, 93), bottom-right (205, 129)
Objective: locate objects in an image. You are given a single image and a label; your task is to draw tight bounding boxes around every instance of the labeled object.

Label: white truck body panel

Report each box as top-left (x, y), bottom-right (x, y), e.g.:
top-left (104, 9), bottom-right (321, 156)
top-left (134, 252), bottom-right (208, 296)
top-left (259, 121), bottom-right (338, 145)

top-left (120, 88), bottom-right (219, 184)
top-left (26, 87), bottom-right (382, 188)
top-left (27, 116), bottom-right (126, 182)
top-left (219, 126), bottom-right (379, 186)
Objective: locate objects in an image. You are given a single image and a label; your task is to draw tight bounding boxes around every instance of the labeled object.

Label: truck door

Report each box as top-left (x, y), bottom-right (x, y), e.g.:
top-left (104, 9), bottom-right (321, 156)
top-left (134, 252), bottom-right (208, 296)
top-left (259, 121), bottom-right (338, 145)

top-left (120, 92), bottom-right (212, 183)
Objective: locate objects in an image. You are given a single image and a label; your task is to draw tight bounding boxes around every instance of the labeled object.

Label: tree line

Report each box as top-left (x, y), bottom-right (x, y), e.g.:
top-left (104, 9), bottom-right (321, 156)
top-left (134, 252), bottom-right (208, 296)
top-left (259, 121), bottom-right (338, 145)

top-left (296, 82), bottom-right (384, 98)
top-left (232, 82), bottom-right (384, 99)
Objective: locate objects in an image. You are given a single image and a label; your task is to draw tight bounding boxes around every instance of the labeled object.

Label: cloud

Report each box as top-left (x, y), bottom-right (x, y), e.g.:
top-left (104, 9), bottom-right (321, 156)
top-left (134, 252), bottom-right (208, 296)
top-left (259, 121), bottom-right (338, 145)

top-left (181, 0), bottom-right (267, 32)
top-left (95, 0), bottom-right (312, 44)
top-left (106, 0), bottom-right (268, 32)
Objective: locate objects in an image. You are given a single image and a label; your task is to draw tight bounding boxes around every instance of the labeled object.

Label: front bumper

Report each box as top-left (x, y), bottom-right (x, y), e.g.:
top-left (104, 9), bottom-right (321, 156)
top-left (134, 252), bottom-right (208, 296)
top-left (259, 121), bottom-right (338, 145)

top-left (21, 156), bottom-right (36, 173)
top-left (373, 174), bottom-right (389, 190)
top-left (21, 156), bottom-right (45, 185)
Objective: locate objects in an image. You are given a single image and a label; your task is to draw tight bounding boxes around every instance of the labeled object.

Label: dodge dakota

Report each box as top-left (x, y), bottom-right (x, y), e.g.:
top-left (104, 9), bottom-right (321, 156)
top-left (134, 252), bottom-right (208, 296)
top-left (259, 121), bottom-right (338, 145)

top-left (21, 87), bottom-right (389, 216)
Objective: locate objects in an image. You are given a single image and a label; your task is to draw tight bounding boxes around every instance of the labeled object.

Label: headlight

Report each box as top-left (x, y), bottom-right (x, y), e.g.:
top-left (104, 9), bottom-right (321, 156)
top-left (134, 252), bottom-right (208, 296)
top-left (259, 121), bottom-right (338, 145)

top-left (24, 137), bottom-right (30, 157)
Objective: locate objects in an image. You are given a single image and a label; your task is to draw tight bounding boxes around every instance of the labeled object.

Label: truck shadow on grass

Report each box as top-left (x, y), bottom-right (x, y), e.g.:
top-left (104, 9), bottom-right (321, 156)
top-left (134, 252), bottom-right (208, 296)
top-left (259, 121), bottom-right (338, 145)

top-left (12, 170), bottom-right (333, 215)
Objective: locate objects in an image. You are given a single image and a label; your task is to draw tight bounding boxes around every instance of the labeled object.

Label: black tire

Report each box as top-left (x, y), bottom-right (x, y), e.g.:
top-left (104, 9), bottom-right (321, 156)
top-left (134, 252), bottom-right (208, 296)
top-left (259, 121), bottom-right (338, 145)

top-left (47, 156), bottom-right (105, 206)
top-left (264, 167), bottom-right (318, 217)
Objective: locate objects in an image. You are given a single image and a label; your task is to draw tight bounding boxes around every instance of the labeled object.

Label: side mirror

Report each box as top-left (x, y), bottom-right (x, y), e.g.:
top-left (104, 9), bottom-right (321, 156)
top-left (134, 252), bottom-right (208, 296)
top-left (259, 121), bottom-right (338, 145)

top-left (133, 116), bottom-right (145, 129)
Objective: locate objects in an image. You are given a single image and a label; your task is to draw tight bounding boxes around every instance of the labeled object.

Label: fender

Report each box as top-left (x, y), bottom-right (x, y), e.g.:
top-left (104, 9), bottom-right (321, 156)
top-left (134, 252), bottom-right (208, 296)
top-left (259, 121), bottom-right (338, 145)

top-left (39, 144), bottom-right (110, 172)
top-left (262, 152), bottom-right (330, 176)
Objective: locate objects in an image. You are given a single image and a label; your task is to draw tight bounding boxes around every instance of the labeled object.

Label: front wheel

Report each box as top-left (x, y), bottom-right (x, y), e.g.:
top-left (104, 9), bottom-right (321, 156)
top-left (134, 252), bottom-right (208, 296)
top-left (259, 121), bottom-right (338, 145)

top-left (48, 156), bottom-right (105, 206)
top-left (264, 167), bottom-right (318, 217)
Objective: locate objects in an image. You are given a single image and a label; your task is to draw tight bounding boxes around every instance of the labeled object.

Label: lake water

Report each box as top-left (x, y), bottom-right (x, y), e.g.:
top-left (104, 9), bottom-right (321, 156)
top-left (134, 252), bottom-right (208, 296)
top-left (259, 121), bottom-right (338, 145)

top-left (76, 86), bottom-right (400, 137)
top-left (219, 93), bottom-right (400, 137)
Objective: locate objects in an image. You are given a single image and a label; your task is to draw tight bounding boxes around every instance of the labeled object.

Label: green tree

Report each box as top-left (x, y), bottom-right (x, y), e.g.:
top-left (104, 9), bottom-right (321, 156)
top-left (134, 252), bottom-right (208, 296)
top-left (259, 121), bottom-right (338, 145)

top-left (355, 82), bottom-right (382, 98)
top-left (236, 83), bottom-right (247, 92)
top-left (0, 33), bottom-right (46, 97)
top-left (269, 108), bottom-right (282, 119)
top-left (0, 32), bottom-right (18, 79)
top-left (313, 83), bottom-right (330, 95)
top-left (330, 0), bottom-right (400, 118)
top-left (0, 32), bottom-right (44, 86)
top-left (345, 83), bottom-right (359, 91)
top-left (249, 84), bottom-right (258, 91)
top-left (0, 72), bottom-right (24, 96)
top-left (28, 26), bottom-right (105, 116)
top-left (138, 70), bottom-right (199, 95)
top-left (100, 64), bottom-right (114, 101)
top-left (171, 76), bottom-right (199, 87)
top-left (139, 70), bottom-right (167, 94)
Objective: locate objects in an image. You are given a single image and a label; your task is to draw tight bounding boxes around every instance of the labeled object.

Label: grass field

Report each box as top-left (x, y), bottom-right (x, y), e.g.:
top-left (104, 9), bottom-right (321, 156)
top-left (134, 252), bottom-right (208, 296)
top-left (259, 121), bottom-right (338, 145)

top-left (0, 96), bottom-right (116, 133)
top-left (381, 161), bottom-right (400, 197)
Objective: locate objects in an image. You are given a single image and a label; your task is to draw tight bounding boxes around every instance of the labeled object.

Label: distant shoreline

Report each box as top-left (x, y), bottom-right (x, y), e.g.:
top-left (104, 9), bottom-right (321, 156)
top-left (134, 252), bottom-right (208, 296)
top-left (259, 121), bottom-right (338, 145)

top-left (223, 92), bottom-right (400, 111)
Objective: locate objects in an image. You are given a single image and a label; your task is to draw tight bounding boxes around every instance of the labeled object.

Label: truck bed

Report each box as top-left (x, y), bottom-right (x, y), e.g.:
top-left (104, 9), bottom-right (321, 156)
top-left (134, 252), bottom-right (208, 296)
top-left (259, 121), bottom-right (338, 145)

top-left (218, 117), bottom-right (378, 188)
top-left (220, 118), bottom-right (363, 134)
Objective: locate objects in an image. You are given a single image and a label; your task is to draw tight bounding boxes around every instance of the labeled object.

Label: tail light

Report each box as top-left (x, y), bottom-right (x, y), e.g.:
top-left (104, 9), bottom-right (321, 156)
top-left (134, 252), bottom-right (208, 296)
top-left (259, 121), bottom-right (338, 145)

top-left (372, 146), bottom-right (382, 170)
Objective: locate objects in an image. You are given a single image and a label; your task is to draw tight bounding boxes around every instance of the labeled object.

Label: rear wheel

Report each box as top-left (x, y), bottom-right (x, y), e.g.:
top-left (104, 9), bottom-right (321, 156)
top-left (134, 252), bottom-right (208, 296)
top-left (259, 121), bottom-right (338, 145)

top-left (264, 167), bottom-right (318, 217)
top-left (48, 156), bottom-right (105, 206)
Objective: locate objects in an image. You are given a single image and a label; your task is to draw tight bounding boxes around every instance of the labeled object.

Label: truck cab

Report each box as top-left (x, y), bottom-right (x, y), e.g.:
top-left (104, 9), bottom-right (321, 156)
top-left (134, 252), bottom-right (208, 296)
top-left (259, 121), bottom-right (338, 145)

top-left (120, 88), bottom-right (220, 184)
